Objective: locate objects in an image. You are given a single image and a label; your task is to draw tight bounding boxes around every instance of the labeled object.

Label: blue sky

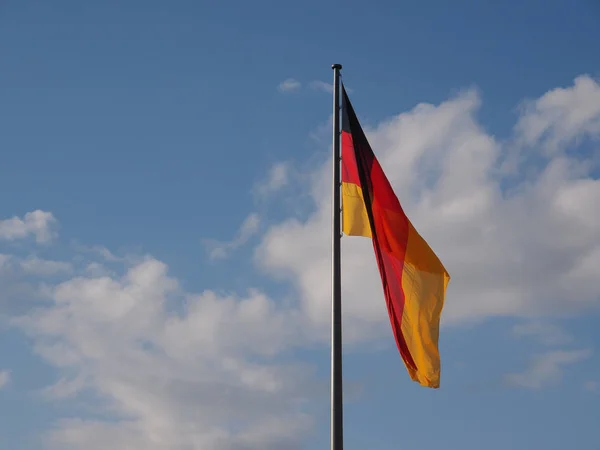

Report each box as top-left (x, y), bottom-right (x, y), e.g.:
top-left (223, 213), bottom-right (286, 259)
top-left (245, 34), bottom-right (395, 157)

top-left (1, 0), bottom-right (600, 449)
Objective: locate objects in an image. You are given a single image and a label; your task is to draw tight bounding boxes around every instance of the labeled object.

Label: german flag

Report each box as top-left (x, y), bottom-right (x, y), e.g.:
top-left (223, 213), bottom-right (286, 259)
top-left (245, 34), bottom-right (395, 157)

top-left (341, 85), bottom-right (450, 388)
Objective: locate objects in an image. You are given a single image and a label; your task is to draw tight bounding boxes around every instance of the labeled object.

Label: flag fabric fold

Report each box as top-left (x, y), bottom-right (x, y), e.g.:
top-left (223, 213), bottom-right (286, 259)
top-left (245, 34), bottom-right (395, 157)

top-left (340, 84), bottom-right (450, 388)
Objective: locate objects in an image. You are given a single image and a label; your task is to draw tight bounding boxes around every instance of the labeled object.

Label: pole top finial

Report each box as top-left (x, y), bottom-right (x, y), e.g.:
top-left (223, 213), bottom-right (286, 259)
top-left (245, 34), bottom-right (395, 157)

top-left (332, 64), bottom-right (342, 70)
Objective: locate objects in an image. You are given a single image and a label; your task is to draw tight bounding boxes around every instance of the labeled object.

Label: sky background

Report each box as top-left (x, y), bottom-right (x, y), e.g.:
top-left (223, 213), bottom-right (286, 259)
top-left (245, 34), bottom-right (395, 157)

top-left (1, 0), bottom-right (600, 449)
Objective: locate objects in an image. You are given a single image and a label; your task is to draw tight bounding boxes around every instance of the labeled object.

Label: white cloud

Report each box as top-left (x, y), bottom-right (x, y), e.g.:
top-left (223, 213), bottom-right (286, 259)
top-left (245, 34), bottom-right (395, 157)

top-left (41, 375), bottom-right (87, 400)
top-left (309, 80), bottom-right (333, 93)
top-left (0, 210), bottom-right (57, 243)
top-left (0, 370), bottom-right (10, 389)
top-left (1, 254), bottom-right (72, 277)
top-left (277, 78), bottom-right (301, 93)
top-left (308, 81), bottom-right (353, 94)
top-left (506, 349), bottom-right (592, 389)
top-left (253, 162), bottom-right (290, 199)
top-left (15, 257), bottom-right (313, 450)
top-left (73, 244), bottom-right (122, 262)
top-left (256, 75), bottom-right (600, 342)
top-left (515, 75), bottom-right (600, 154)
top-left (512, 321), bottom-right (573, 346)
top-left (84, 262), bottom-right (115, 277)
top-left (0, 254), bottom-right (11, 271)
top-left (204, 213), bottom-right (261, 260)
top-left (19, 256), bottom-right (72, 276)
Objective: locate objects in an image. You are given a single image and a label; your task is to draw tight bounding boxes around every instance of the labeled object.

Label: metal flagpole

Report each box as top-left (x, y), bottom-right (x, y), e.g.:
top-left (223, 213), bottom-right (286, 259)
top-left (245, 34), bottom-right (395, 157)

top-left (330, 63), bottom-right (343, 450)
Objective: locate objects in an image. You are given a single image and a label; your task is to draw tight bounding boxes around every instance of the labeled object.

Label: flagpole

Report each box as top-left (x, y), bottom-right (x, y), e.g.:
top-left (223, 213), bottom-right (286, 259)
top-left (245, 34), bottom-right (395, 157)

top-left (331, 63), bottom-right (343, 450)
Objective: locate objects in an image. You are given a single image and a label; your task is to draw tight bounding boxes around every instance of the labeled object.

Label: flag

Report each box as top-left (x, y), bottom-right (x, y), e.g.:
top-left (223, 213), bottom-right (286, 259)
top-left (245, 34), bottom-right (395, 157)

top-left (340, 85), bottom-right (450, 388)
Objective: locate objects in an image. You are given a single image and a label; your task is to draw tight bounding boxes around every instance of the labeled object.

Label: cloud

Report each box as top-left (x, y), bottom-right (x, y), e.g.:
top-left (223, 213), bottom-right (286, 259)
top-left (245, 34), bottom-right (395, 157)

top-left (84, 262), bottom-right (115, 277)
top-left (0, 370), bottom-right (10, 389)
top-left (309, 80), bottom-right (333, 94)
top-left (0, 254), bottom-right (11, 271)
top-left (14, 257), bottom-right (314, 450)
top-left (276, 79), bottom-right (351, 95)
top-left (277, 78), bottom-right (301, 93)
top-left (0, 254), bottom-right (71, 278)
top-left (515, 75), bottom-right (600, 154)
top-left (19, 256), bottom-right (72, 276)
top-left (253, 162), bottom-right (291, 199)
top-left (584, 380), bottom-right (599, 393)
top-left (73, 244), bottom-right (122, 262)
top-left (0, 210), bottom-right (57, 243)
top-left (204, 213), bottom-right (261, 260)
top-left (506, 349), bottom-right (592, 389)
top-left (512, 321), bottom-right (573, 346)
top-left (256, 75), bottom-right (600, 342)
top-left (308, 81), bottom-right (353, 95)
